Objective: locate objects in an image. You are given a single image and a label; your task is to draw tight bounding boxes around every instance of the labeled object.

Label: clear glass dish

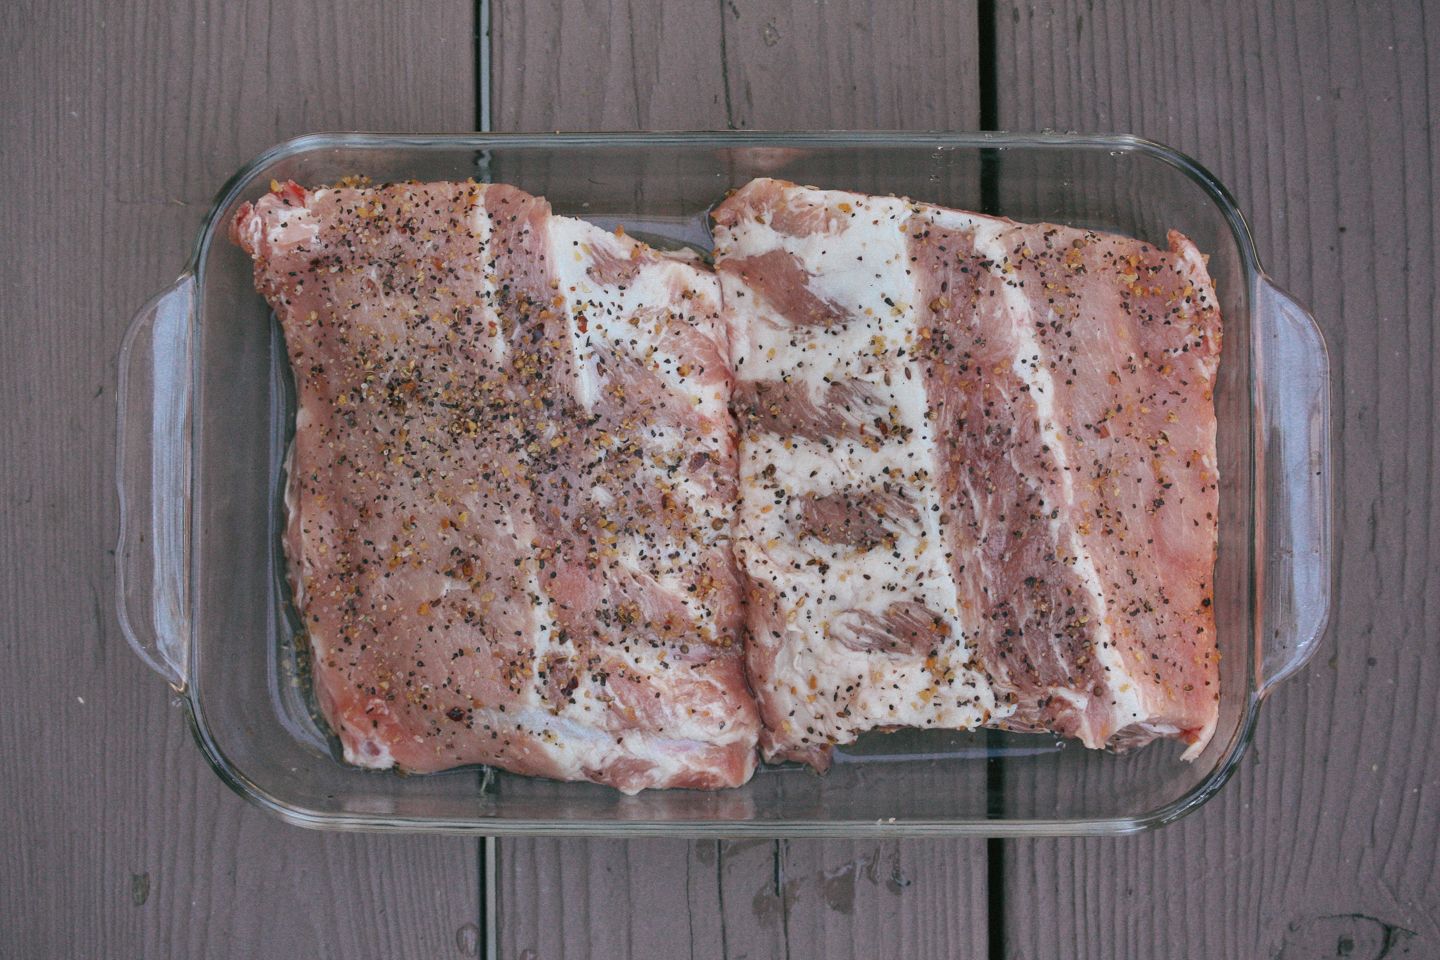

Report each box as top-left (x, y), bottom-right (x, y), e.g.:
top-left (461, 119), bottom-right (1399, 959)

top-left (117, 132), bottom-right (1331, 836)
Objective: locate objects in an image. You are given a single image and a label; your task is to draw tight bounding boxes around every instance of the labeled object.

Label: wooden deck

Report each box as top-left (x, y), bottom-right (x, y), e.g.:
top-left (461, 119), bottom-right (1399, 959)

top-left (2, 1), bottom-right (1435, 957)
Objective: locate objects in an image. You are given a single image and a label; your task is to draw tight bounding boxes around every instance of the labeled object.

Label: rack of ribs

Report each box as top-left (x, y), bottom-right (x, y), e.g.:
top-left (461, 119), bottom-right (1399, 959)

top-left (713, 178), bottom-right (1221, 771)
top-left (232, 181), bottom-right (760, 793)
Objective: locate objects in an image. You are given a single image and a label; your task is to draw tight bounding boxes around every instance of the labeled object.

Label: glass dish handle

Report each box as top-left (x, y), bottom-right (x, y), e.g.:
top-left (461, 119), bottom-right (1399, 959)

top-left (116, 275), bottom-right (195, 692)
top-left (1253, 276), bottom-right (1333, 696)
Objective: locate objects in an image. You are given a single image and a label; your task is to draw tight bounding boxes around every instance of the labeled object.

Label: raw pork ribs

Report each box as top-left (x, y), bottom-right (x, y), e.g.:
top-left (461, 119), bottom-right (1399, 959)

top-left (233, 181), bottom-right (759, 793)
top-left (713, 179), bottom-right (1221, 770)
top-left (233, 174), bottom-right (1224, 792)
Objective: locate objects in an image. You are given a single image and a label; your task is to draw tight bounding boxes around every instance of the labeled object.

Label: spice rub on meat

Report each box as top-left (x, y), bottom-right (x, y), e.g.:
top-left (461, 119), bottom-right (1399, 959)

top-left (915, 201), bottom-right (1223, 759)
top-left (714, 182), bottom-right (1004, 769)
top-left (713, 179), bottom-right (1221, 769)
top-left (231, 180), bottom-right (759, 793)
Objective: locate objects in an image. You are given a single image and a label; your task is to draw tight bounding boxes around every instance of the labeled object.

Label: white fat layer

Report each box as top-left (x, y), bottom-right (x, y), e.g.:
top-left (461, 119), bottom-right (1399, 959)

top-left (264, 199), bottom-right (322, 248)
top-left (341, 737), bottom-right (394, 769)
top-left (546, 218), bottom-right (731, 425)
top-left (1171, 233), bottom-right (1209, 277)
top-left (488, 704), bottom-right (751, 795)
top-left (346, 694), bottom-right (748, 790)
top-left (721, 187), bottom-right (1002, 742)
top-left (534, 216), bottom-right (735, 685)
top-left (281, 441), bottom-right (309, 611)
top-left (964, 219), bottom-right (1149, 734)
top-left (467, 194), bottom-right (507, 366)
top-left (546, 218), bottom-right (602, 411)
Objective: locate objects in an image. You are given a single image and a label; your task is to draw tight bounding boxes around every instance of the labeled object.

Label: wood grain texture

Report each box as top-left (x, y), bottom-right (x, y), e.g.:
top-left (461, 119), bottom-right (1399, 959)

top-left (491, 0), bottom-right (730, 131)
top-left (996, 2), bottom-right (1440, 958)
top-left (489, 3), bottom-right (990, 957)
top-left (0, 2), bottom-right (479, 958)
top-left (491, 0), bottom-right (980, 131)
top-left (717, 0), bottom-right (980, 130)
top-left (759, 839), bottom-right (990, 960)
top-left (497, 840), bottom-right (724, 959)
top-left (499, 838), bottom-right (990, 960)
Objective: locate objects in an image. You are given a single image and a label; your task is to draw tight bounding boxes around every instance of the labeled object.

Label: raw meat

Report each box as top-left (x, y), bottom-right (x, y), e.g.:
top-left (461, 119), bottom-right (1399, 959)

top-left (713, 178), bottom-right (1221, 769)
top-left (231, 180), bottom-right (759, 793)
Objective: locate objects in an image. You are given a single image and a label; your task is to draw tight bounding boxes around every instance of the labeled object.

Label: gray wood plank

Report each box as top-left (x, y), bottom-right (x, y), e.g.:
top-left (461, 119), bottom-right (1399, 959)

top-left (996, 1), bottom-right (1440, 957)
top-left (498, 840), bottom-right (725, 959)
top-left (491, 0), bottom-right (730, 131)
top-left (490, 3), bottom-right (991, 957)
top-left (499, 838), bottom-right (991, 960)
top-left (0, 2), bottom-right (480, 958)
top-left (718, 0), bottom-right (981, 130)
top-left (765, 839), bottom-right (990, 960)
top-left (491, 0), bottom-right (980, 131)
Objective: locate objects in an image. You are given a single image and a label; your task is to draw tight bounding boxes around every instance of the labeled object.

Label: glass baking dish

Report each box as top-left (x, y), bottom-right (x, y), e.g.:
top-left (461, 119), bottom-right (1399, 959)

top-left (116, 132), bottom-right (1331, 836)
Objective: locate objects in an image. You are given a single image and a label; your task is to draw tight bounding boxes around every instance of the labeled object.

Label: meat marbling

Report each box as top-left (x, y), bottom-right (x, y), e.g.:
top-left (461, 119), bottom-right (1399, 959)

top-left (713, 178), bottom-right (1221, 769)
top-left (231, 180), bottom-right (759, 793)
